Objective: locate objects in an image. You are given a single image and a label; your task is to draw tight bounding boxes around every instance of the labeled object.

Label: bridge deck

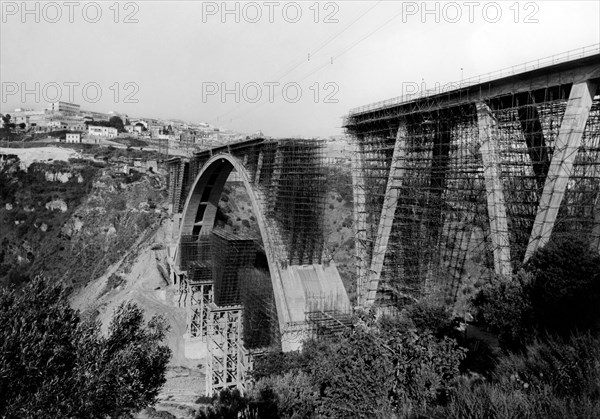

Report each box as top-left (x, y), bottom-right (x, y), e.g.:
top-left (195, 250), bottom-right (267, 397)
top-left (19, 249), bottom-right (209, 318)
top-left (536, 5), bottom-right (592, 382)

top-left (344, 46), bottom-right (600, 308)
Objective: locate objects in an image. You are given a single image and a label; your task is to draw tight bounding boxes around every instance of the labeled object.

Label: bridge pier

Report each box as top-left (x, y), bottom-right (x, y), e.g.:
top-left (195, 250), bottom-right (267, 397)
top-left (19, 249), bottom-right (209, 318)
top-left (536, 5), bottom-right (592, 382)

top-left (476, 101), bottom-right (512, 277)
top-left (525, 80), bottom-right (597, 261)
top-left (345, 48), bottom-right (600, 308)
top-left (363, 123), bottom-right (408, 307)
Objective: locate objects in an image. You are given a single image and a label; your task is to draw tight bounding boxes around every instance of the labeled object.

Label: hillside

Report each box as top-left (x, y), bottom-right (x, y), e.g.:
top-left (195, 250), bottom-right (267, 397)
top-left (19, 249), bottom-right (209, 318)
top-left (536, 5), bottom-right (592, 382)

top-left (0, 146), bottom-right (357, 418)
top-left (0, 149), bottom-right (167, 290)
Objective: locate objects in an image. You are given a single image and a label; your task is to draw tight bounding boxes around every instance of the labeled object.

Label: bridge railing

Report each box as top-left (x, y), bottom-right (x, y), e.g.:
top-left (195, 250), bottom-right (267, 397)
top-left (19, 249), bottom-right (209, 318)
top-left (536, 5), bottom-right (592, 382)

top-left (346, 43), bottom-right (600, 117)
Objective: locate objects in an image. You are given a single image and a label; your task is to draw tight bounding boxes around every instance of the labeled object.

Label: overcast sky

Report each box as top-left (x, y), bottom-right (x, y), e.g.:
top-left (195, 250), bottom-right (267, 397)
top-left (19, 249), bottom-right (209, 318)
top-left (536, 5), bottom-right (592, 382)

top-left (1, 1), bottom-right (599, 137)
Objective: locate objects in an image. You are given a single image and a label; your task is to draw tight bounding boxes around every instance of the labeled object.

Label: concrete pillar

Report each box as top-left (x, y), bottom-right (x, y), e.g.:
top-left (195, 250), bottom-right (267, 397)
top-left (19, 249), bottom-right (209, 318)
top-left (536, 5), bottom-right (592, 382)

top-left (351, 138), bottom-right (369, 306)
top-left (363, 123), bottom-right (407, 308)
top-left (476, 101), bottom-right (512, 276)
top-left (524, 80), bottom-right (597, 262)
top-left (254, 150), bottom-right (264, 184)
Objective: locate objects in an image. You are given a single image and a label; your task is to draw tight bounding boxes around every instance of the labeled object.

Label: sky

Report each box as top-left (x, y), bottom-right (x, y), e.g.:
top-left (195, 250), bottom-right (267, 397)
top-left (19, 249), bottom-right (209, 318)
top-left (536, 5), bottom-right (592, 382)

top-left (1, 1), bottom-right (599, 137)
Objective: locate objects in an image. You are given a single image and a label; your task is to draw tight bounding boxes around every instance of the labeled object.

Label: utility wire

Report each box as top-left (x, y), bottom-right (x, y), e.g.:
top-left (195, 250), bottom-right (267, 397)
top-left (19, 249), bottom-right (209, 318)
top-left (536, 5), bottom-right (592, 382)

top-left (223, 5), bottom-right (405, 125)
top-left (210, 2), bottom-right (380, 124)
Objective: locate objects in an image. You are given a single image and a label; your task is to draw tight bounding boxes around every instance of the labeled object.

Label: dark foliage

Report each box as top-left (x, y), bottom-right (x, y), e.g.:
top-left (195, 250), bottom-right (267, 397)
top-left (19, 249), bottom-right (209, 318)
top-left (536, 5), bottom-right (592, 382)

top-left (0, 277), bottom-right (171, 418)
top-left (525, 235), bottom-right (600, 336)
top-left (473, 235), bottom-right (600, 351)
top-left (440, 332), bottom-right (600, 418)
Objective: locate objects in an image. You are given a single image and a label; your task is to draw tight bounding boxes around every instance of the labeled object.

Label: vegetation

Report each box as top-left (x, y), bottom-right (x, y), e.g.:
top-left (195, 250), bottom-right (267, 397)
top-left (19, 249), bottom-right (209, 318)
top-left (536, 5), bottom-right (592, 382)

top-left (0, 156), bottom-right (165, 290)
top-left (473, 235), bottom-right (600, 351)
top-left (85, 115), bottom-right (126, 132)
top-left (0, 159), bottom-right (100, 288)
top-left (0, 277), bottom-right (171, 418)
top-left (325, 165), bottom-right (352, 205)
top-left (198, 310), bottom-right (466, 418)
top-left (198, 234), bottom-right (600, 418)
top-left (1, 114), bottom-right (16, 141)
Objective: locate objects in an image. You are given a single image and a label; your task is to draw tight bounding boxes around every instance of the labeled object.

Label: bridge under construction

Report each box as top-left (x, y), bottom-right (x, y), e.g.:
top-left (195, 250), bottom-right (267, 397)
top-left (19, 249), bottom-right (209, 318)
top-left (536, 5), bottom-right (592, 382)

top-left (344, 45), bottom-right (600, 309)
top-left (165, 138), bottom-right (351, 395)
top-left (163, 44), bottom-right (600, 396)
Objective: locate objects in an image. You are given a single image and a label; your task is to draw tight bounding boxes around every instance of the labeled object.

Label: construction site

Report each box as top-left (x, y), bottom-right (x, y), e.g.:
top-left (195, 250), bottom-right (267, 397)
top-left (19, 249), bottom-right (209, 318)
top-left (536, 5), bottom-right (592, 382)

top-left (165, 138), bottom-right (351, 395)
top-left (157, 45), bottom-right (600, 398)
top-left (344, 47), bottom-right (600, 310)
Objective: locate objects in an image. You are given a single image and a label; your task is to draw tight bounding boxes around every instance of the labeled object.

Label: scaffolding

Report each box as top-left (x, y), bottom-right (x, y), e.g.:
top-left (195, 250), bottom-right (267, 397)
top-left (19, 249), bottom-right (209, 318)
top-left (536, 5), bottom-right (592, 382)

top-left (188, 261), bottom-right (213, 338)
top-left (178, 228), bottom-right (280, 394)
top-left (169, 137), bottom-right (350, 392)
top-left (205, 303), bottom-right (252, 394)
top-left (346, 76), bottom-right (600, 308)
top-left (171, 138), bottom-right (327, 266)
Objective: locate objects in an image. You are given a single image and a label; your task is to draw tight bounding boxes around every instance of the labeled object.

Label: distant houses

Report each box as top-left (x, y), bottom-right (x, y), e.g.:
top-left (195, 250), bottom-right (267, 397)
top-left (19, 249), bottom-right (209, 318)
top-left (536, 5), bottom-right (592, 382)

top-left (6, 101), bottom-right (247, 149)
top-left (65, 133), bottom-right (81, 143)
top-left (88, 125), bottom-right (118, 138)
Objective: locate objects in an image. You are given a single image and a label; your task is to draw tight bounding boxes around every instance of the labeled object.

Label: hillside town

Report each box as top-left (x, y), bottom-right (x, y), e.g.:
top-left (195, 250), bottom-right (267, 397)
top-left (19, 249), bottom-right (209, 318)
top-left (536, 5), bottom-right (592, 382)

top-left (1, 101), bottom-right (257, 150)
top-left (1, 101), bottom-right (351, 160)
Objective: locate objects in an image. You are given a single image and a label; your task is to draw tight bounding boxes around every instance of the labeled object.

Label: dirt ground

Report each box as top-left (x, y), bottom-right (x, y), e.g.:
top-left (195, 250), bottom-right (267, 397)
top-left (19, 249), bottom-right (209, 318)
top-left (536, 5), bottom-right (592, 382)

top-left (70, 220), bottom-right (205, 418)
top-left (0, 146), bottom-right (82, 169)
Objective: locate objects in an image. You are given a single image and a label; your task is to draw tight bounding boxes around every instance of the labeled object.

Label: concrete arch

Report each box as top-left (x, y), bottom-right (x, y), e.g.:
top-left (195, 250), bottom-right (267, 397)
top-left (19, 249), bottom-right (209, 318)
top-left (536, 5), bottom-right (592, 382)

top-left (177, 153), bottom-right (293, 348)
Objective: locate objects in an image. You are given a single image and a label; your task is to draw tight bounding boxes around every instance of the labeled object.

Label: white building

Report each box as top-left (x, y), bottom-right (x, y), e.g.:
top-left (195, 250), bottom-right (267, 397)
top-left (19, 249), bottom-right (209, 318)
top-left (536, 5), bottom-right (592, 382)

top-left (50, 102), bottom-right (80, 114)
top-left (88, 125), bottom-right (118, 138)
top-left (65, 133), bottom-right (81, 143)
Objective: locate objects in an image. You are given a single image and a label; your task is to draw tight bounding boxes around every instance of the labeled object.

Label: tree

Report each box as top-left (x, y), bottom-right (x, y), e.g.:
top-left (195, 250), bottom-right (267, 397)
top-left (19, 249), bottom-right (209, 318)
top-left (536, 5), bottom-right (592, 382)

top-left (525, 235), bottom-right (600, 336)
top-left (1, 113), bottom-right (11, 128)
top-left (135, 122), bottom-right (147, 131)
top-left (473, 235), bottom-right (600, 350)
top-left (1, 114), bottom-right (14, 140)
top-left (109, 116), bottom-right (125, 132)
top-left (0, 277), bottom-right (171, 418)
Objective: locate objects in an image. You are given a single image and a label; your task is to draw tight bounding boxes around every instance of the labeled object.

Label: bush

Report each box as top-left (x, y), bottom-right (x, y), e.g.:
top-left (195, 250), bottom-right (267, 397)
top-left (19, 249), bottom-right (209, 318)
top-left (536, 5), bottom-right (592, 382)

top-left (494, 332), bottom-right (600, 399)
top-left (525, 235), bottom-right (600, 336)
top-left (249, 372), bottom-right (316, 419)
top-left (473, 235), bottom-right (600, 350)
top-left (0, 277), bottom-right (171, 418)
top-left (251, 348), bottom-right (310, 381)
top-left (196, 389), bottom-right (251, 419)
top-left (441, 333), bottom-right (600, 418)
top-left (472, 271), bottom-right (534, 351)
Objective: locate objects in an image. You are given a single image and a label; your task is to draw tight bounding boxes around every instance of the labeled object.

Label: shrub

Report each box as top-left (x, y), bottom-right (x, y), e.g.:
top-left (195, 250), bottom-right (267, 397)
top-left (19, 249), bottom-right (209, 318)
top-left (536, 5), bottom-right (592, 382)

top-left (494, 332), bottom-right (600, 399)
top-left (113, 196), bottom-right (127, 211)
top-left (251, 348), bottom-right (310, 381)
top-left (249, 372), bottom-right (316, 419)
top-left (473, 235), bottom-right (600, 350)
top-left (472, 271), bottom-right (534, 351)
top-left (308, 323), bottom-right (465, 418)
top-left (404, 301), bottom-right (460, 339)
top-left (0, 277), bottom-right (171, 418)
top-left (524, 235), bottom-right (600, 336)
top-left (310, 327), bottom-right (394, 418)
top-left (441, 333), bottom-right (600, 418)
top-left (195, 389), bottom-right (251, 419)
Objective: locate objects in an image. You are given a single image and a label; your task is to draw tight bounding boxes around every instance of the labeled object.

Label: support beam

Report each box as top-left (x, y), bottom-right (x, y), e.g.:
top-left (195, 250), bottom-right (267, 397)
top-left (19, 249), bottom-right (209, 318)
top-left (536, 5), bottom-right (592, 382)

top-left (363, 123), bottom-right (407, 308)
top-left (476, 101), bottom-right (512, 276)
top-left (351, 138), bottom-right (369, 306)
top-left (254, 150), bottom-right (264, 184)
top-left (524, 80), bottom-right (597, 262)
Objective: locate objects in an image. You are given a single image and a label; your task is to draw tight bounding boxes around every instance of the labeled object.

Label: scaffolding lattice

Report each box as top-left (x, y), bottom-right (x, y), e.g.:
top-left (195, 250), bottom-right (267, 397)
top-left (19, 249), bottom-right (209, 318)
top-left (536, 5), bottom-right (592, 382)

top-left (205, 304), bottom-right (251, 395)
top-left (346, 81), bottom-right (600, 307)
